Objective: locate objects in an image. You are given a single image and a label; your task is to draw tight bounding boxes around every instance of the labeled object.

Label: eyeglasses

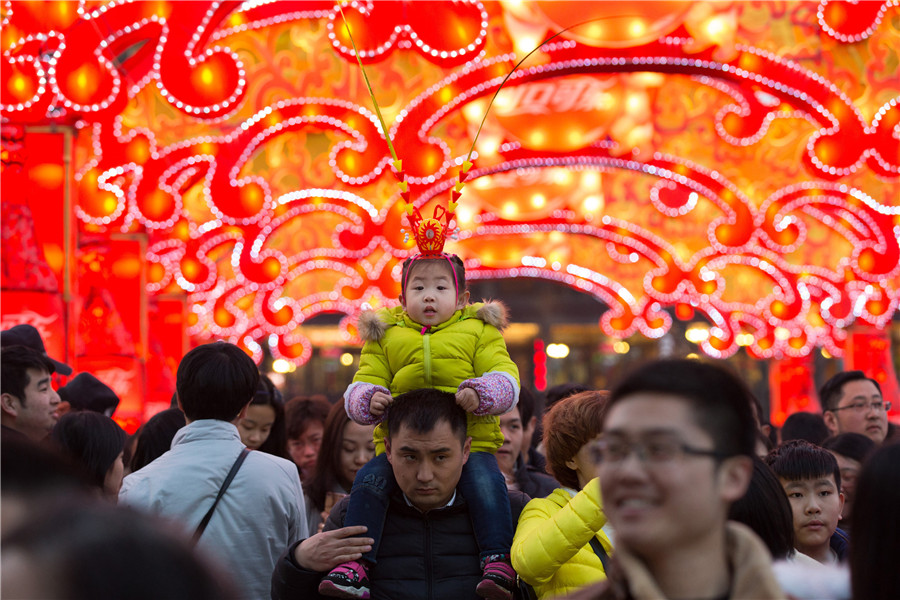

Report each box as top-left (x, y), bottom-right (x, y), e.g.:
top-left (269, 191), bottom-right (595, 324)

top-left (592, 437), bottom-right (729, 466)
top-left (830, 401), bottom-right (892, 414)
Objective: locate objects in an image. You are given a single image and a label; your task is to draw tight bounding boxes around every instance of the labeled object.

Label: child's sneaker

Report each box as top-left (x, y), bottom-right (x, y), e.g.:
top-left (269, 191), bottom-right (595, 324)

top-left (318, 560), bottom-right (370, 599)
top-left (476, 555), bottom-right (516, 600)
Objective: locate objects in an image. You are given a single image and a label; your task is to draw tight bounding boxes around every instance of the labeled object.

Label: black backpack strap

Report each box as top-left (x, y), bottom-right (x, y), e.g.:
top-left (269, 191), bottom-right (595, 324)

top-left (588, 535), bottom-right (611, 573)
top-left (192, 447), bottom-right (251, 545)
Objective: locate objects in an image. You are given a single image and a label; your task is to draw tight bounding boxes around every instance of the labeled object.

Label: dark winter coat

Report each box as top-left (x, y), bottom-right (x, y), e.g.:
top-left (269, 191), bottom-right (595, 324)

top-left (272, 489), bottom-right (529, 600)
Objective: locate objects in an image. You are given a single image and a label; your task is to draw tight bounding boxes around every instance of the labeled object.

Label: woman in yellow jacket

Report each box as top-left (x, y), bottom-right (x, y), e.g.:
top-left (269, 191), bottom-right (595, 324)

top-left (512, 391), bottom-right (612, 599)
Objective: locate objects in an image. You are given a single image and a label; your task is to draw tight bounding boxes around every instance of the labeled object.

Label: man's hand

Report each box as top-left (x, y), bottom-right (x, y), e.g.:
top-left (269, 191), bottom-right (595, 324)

top-left (455, 387), bottom-right (480, 413)
top-left (369, 391), bottom-right (393, 417)
top-left (293, 526), bottom-right (373, 572)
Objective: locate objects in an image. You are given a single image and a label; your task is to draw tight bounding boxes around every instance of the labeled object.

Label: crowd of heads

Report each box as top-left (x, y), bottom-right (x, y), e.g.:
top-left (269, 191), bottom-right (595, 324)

top-left (1, 324), bottom-right (897, 600)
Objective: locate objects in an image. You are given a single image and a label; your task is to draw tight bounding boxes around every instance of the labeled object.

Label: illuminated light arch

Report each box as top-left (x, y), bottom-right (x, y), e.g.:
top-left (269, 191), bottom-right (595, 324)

top-left (0, 0), bottom-right (897, 370)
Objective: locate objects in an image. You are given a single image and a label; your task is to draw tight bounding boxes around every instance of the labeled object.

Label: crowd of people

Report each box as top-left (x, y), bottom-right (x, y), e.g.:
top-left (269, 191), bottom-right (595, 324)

top-left (2, 253), bottom-right (899, 600)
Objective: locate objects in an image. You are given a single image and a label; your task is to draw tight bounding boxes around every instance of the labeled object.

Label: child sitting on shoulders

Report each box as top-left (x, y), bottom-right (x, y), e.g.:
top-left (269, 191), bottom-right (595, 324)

top-left (318, 252), bottom-right (520, 600)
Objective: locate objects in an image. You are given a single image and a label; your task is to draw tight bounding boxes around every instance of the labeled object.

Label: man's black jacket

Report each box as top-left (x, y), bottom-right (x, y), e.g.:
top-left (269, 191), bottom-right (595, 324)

top-left (272, 488), bottom-right (529, 600)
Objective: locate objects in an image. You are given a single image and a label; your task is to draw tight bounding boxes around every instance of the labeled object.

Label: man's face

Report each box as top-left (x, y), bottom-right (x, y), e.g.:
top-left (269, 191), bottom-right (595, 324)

top-left (827, 451), bottom-right (859, 523)
top-left (400, 261), bottom-right (468, 328)
top-left (780, 476), bottom-right (844, 560)
top-left (287, 420), bottom-right (324, 480)
top-left (497, 406), bottom-right (525, 477)
top-left (824, 379), bottom-right (887, 444)
top-left (1, 368), bottom-right (60, 441)
top-left (599, 394), bottom-right (750, 560)
top-left (385, 419), bottom-right (471, 512)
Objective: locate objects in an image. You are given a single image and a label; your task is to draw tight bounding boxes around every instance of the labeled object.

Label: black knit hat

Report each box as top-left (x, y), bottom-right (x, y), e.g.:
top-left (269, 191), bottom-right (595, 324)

top-left (1, 324), bottom-right (73, 376)
top-left (58, 373), bottom-right (120, 416)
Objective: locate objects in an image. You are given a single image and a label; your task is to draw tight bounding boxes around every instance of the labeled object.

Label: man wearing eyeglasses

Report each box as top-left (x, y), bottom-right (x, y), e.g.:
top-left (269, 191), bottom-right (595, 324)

top-left (569, 359), bottom-right (785, 599)
top-left (819, 371), bottom-right (890, 445)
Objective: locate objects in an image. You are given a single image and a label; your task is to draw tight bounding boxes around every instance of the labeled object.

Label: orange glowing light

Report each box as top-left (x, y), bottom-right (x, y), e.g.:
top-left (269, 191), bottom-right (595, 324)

top-left (816, 138), bottom-right (838, 164)
top-left (145, 190), bottom-right (173, 220)
top-left (11, 73), bottom-right (29, 94)
top-left (857, 249), bottom-right (875, 273)
top-left (31, 164), bottom-right (64, 189)
top-left (771, 300), bottom-right (787, 318)
top-left (628, 19), bottom-right (647, 38)
top-left (215, 307), bottom-right (236, 327)
top-left (66, 63), bottom-right (100, 103)
top-left (103, 196), bottom-right (119, 214)
top-left (126, 139), bottom-right (151, 164)
top-left (262, 257), bottom-right (282, 279)
top-left (148, 262), bottom-right (166, 284)
top-left (200, 65), bottom-right (215, 86)
top-left (181, 257), bottom-right (201, 281)
top-left (112, 256), bottom-right (142, 279)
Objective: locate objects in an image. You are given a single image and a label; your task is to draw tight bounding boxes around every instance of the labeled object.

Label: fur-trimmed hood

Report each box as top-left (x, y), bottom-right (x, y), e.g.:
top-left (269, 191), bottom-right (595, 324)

top-left (357, 300), bottom-right (510, 342)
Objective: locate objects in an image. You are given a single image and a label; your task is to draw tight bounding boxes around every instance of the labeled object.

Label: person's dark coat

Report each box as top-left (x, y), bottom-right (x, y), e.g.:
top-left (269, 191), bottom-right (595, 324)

top-left (272, 489), bottom-right (529, 600)
top-left (830, 527), bottom-right (849, 560)
top-left (515, 455), bottom-right (558, 500)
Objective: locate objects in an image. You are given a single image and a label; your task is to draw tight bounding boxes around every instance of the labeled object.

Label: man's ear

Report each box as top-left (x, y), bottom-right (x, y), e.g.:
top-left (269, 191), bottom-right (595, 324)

top-left (456, 290), bottom-right (470, 309)
top-left (384, 437), bottom-right (393, 464)
top-left (718, 455), bottom-right (753, 503)
top-left (822, 411), bottom-right (840, 435)
top-left (462, 436), bottom-right (472, 465)
top-left (1, 393), bottom-right (20, 418)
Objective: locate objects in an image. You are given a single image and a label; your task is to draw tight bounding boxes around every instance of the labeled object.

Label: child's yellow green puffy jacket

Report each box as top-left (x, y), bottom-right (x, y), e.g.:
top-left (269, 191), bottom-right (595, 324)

top-left (353, 301), bottom-right (519, 454)
top-left (512, 480), bottom-right (611, 599)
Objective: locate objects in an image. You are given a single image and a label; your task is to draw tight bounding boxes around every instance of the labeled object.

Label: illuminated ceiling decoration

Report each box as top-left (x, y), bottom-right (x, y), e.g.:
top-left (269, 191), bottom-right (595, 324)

top-left (2, 0), bottom-right (898, 365)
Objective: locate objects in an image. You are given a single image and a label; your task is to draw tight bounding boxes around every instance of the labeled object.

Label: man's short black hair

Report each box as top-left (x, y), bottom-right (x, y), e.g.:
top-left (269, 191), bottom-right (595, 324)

top-left (821, 432), bottom-right (876, 464)
top-left (819, 370), bottom-right (881, 412)
top-left (780, 412), bottom-right (830, 446)
top-left (607, 358), bottom-right (757, 458)
top-left (175, 342), bottom-right (259, 421)
top-left (517, 387), bottom-right (540, 426)
top-left (764, 439), bottom-right (841, 491)
top-left (1, 345), bottom-right (56, 402)
top-left (386, 388), bottom-right (467, 444)
top-left (544, 382), bottom-right (592, 411)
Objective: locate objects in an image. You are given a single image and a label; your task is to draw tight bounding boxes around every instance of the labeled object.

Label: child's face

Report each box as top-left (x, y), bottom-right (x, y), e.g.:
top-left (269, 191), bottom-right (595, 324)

top-left (400, 260), bottom-right (468, 327)
top-left (780, 476), bottom-right (844, 560)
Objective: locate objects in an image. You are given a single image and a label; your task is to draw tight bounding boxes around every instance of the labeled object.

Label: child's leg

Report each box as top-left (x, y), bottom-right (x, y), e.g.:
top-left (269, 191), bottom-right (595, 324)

top-left (458, 451), bottom-right (516, 600)
top-left (457, 450), bottom-right (514, 559)
top-left (319, 454), bottom-right (395, 599)
top-left (341, 452), bottom-right (395, 565)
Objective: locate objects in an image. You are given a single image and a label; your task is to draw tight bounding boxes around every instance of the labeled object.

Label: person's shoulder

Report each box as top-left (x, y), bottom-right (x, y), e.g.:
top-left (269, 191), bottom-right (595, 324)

top-left (248, 451), bottom-right (301, 480)
top-left (507, 489), bottom-right (531, 515)
top-left (518, 487), bottom-right (571, 519)
top-left (518, 466), bottom-right (559, 499)
top-left (119, 466), bottom-right (156, 501)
